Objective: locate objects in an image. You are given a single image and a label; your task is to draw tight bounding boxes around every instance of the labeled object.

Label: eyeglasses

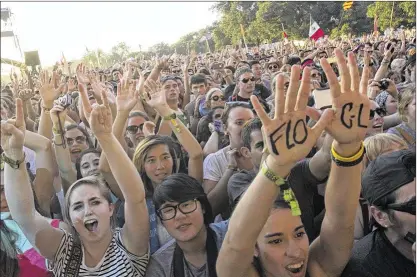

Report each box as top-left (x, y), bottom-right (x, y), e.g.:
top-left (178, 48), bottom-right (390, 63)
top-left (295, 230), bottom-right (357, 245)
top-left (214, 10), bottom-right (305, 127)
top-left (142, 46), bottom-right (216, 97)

top-left (66, 136), bottom-right (86, 146)
top-left (241, 77), bottom-right (255, 84)
top-left (385, 197), bottom-right (416, 215)
top-left (126, 124), bottom-right (144, 134)
top-left (213, 113), bottom-right (222, 119)
top-left (369, 108), bottom-right (387, 119)
top-left (210, 95), bottom-right (225, 101)
top-left (172, 70), bottom-right (181, 74)
top-left (157, 199), bottom-right (198, 221)
top-left (311, 73), bottom-right (321, 78)
top-left (268, 65), bottom-right (278, 70)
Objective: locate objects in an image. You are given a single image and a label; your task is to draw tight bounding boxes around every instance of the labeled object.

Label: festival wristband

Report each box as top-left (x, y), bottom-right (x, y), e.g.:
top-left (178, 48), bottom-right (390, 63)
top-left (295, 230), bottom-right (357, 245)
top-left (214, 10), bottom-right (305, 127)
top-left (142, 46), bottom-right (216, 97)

top-left (1, 152), bottom-right (26, 169)
top-left (163, 113), bottom-right (181, 134)
top-left (331, 142), bottom-right (365, 167)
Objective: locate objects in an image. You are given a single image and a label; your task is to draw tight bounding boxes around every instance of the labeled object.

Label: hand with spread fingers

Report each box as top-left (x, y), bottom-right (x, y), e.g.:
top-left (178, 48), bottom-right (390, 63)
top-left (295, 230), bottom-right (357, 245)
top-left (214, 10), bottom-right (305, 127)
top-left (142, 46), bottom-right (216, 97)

top-left (39, 70), bottom-right (65, 107)
top-left (250, 65), bottom-right (334, 168)
top-left (18, 89), bottom-right (34, 102)
top-left (143, 79), bottom-right (171, 115)
top-left (88, 90), bottom-right (113, 138)
top-left (116, 78), bottom-right (139, 112)
top-left (319, 48), bottom-right (371, 151)
top-left (1, 98), bottom-right (26, 160)
top-left (76, 63), bottom-right (90, 85)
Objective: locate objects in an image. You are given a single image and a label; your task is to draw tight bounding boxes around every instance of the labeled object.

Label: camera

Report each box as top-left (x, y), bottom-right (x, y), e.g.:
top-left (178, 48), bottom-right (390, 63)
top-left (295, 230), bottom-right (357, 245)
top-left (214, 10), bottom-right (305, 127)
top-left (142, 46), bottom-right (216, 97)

top-left (379, 80), bottom-right (390, 91)
top-left (57, 94), bottom-right (73, 109)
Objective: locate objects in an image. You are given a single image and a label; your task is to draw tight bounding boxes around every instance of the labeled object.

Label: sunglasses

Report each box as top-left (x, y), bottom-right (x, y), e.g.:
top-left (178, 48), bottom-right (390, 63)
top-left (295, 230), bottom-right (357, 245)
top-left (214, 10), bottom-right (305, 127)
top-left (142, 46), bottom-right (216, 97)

top-left (213, 113), bottom-right (222, 119)
top-left (311, 73), bottom-right (321, 78)
top-left (66, 136), bottom-right (86, 146)
top-left (241, 77), bottom-right (255, 84)
top-left (369, 108), bottom-right (387, 119)
top-left (268, 65), bottom-right (278, 70)
top-left (210, 95), bottom-right (225, 101)
top-left (385, 196), bottom-right (416, 215)
top-left (172, 70), bottom-right (181, 74)
top-left (126, 124), bottom-right (144, 134)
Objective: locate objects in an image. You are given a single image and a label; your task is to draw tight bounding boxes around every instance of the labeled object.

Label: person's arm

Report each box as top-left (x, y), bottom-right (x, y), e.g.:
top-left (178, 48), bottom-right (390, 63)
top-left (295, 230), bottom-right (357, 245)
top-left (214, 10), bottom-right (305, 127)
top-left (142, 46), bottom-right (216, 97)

top-left (304, 48), bottom-right (322, 61)
top-left (308, 50), bottom-right (370, 276)
top-left (217, 65), bottom-right (333, 277)
top-left (38, 70), bottom-right (64, 140)
top-left (88, 91), bottom-right (149, 256)
top-left (383, 112), bottom-right (401, 130)
top-left (203, 131), bottom-right (220, 157)
top-left (148, 57), bottom-right (170, 82)
top-left (50, 105), bottom-right (77, 195)
top-left (308, 133), bottom-right (333, 181)
top-left (99, 78), bottom-right (140, 200)
top-left (374, 43), bottom-right (395, 81)
top-left (2, 98), bottom-right (65, 261)
top-left (144, 80), bottom-right (204, 182)
top-left (24, 130), bottom-right (57, 216)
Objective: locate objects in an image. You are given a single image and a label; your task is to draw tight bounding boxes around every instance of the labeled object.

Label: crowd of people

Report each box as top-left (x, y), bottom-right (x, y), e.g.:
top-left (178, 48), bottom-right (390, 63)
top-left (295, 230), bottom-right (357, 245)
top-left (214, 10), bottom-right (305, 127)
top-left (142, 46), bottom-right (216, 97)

top-left (0, 31), bottom-right (416, 277)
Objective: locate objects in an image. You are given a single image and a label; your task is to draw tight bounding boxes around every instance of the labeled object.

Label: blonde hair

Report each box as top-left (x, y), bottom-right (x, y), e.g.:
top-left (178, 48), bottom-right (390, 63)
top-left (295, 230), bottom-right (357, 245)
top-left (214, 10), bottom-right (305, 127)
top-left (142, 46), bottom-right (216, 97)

top-left (64, 176), bottom-right (114, 244)
top-left (398, 86), bottom-right (415, 122)
top-left (364, 133), bottom-right (408, 162)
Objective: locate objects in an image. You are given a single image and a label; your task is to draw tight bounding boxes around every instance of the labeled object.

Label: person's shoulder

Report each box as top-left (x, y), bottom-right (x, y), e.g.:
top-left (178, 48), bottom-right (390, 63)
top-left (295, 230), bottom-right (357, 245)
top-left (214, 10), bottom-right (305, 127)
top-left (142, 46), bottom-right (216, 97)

top-left (151, 238), bottom-right (176, 260)
top-left (206, 146), bottom-right (230, 160)
top-left (349, 230), bottom-right (379, 259)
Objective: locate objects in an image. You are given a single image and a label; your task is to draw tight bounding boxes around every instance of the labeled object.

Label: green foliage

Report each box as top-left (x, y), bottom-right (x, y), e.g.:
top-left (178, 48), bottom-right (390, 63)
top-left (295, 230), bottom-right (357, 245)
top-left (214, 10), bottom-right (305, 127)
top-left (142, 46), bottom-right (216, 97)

top-left (367, 1), bottom-right (416, 30)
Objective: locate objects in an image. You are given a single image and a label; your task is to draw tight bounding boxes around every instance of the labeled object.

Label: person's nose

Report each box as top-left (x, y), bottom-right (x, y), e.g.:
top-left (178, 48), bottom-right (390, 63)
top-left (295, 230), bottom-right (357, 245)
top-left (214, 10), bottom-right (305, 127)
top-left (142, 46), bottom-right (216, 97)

top-left (285, 239), bottom-right (303, 258)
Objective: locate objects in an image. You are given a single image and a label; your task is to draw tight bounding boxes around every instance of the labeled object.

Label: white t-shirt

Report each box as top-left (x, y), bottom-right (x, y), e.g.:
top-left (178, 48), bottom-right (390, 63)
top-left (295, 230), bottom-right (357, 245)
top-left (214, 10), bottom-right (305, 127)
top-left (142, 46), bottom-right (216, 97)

top-left (203, 146), bottom-right (230, 182)
top-left (23, 147), bottom-right (36, 175)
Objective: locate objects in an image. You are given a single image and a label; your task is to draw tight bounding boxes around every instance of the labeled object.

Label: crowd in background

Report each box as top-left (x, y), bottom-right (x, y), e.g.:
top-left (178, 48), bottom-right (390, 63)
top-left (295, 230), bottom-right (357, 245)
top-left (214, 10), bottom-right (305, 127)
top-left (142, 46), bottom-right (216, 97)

top-left (0, 30), bottom-right (416, 277)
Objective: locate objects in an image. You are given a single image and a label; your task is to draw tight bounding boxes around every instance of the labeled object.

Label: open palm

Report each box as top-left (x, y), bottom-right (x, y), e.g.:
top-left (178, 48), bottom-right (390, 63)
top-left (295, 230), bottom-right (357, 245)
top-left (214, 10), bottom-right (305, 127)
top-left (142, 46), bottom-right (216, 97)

top-left (143, 79), bottom-right (170, 113)
top-left (1, 99), bottom-right (26, 157)
top-left (116, 78), bottom-right (138, 112)
top-left (89, 91), bottom-right (113, 137)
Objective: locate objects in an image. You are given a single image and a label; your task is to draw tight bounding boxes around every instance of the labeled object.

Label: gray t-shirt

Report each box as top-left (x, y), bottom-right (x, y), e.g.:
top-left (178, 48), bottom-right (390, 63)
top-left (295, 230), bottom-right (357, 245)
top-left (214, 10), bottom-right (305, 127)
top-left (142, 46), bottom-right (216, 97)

top-left (144, 221), bottom-right (229, 277)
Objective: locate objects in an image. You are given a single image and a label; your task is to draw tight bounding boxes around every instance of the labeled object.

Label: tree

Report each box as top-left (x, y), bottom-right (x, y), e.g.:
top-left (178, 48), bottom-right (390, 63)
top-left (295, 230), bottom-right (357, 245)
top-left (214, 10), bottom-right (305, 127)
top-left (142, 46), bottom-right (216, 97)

top-left (367, 1), bottom-right (416, 31)
top-left (148, 42), bottom-right (172, 56)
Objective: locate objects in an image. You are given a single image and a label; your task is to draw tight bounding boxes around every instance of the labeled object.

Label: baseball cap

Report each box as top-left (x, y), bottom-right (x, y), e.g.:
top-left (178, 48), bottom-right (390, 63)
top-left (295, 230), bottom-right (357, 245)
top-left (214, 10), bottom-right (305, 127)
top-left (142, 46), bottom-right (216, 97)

top-left (362, 150), bottom-right (415, 205)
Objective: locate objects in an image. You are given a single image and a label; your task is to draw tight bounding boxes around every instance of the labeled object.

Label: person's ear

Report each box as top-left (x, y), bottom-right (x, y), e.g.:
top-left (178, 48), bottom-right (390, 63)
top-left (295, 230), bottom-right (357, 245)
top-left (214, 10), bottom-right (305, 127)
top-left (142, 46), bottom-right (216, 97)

top-left (240, 146), bottom-right (251, 159)
top-left (109, 202), bottom-right (115, 217)
top-left (370, 206), bottom-right (393, 228)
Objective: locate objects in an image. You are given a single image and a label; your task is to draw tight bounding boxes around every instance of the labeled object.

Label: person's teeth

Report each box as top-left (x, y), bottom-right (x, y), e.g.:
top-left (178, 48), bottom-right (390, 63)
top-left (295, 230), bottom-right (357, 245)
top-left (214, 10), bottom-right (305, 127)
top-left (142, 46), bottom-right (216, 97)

top-left (287, 262), bottom-right (303, 269)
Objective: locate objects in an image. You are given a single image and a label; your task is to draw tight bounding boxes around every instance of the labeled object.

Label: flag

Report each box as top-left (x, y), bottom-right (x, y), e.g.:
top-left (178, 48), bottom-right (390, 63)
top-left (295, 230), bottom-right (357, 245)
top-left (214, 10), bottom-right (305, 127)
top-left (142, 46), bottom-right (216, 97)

top-left (373, 15), bottom-right (379, 36)
top-left (343, 1), bottom-right (353, 11)
top-left (309, 16), bottom-right (325, 41)
top-left (85, 46), bottom-right (89, 53)
top-left (60, 52), bottom-right (66, 65)
top-left (281, 23), bottom-right (288, 39)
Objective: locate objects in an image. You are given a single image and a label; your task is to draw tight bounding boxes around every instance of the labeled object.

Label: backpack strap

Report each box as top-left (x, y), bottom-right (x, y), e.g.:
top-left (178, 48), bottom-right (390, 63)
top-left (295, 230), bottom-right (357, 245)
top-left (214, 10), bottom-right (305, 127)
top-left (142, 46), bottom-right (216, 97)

top-left (64, 241), bottom-right (82, 277)
top-left (396, 126), bottom-right (415, 146)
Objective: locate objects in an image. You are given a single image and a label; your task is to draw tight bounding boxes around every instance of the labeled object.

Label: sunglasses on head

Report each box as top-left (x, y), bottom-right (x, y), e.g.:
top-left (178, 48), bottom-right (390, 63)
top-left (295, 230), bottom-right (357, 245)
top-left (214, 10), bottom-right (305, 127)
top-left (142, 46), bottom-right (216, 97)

top-left (385, 196), bottom-right (416, 215)
top-left (269, 65), bottom-right (278, 70)
top-left (126, 123), bottom-right (144, 134)
top-left (369, 108), bottom-right (387, 119)
top-left (241, 77), bottom-right (255, 83)
top-left (210, 95), bottom-right (225, 101)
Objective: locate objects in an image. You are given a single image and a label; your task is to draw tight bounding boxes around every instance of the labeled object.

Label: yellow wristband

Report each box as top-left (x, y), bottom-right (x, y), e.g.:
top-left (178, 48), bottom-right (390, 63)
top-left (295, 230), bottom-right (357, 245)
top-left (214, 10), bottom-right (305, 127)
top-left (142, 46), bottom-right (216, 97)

top-left (331, 142), bottom-right (364, 163)
top-left (260, 160), bottom-right (286, 187)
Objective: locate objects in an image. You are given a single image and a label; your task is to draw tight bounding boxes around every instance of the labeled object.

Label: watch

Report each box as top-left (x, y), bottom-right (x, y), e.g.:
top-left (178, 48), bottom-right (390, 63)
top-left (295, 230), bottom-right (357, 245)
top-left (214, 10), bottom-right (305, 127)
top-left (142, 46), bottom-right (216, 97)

top-left (163, 113), bottom-right (177, 121)
top-left (1, 152), bottom-right (26, 169)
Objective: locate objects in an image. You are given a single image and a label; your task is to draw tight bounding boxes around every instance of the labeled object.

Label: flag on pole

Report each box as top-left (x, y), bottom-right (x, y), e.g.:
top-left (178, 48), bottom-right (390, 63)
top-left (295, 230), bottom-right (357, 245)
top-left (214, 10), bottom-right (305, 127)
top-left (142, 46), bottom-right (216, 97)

top-left (281, 23), bottom-right (288, 39)
top-left (343, 1), bottom-right (354, 11)
top-left (60, 52), bottom-right (67, 66)
top-left (309, 16), bottom-right (325, 41)
top-left (240, 24), bottom-right (248, 51)
top-left (373, 15), bottom-right (379, 36)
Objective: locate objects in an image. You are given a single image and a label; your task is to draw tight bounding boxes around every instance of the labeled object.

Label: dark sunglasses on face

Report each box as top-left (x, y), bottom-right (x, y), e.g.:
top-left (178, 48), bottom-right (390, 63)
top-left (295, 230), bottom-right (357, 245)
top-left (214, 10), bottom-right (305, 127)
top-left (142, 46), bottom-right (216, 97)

top-left (157, 199), bottom-right (198, 221)
top-left (172, 70), bottom-right (181, 74)
top-left (385, 196), bottom-right (416, 215)
top-left (66, 136), bottom-right (86, 146)
top-left (213, 113), bottom-right (222, 119)
top-left (241, 77), bottom-right (256, 84)
top-left (126, 124), bottom-right (144, 134)
top-left (269, 65), bottom-right (278, 70)
top-left (370, 108), bottom-right (387, 119)
top-left (311, 73), bottom-right (321, 78)
top-left (210, 95), bottom-right (225, 101)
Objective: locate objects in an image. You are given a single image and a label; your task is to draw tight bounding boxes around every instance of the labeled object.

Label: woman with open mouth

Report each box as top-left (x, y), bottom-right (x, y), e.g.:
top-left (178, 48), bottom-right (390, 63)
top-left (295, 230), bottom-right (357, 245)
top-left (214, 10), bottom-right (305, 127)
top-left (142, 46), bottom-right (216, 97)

top-left (217, 50), bottom-right (371, 277)
top-left (2, 91), bottom-right (150, 276)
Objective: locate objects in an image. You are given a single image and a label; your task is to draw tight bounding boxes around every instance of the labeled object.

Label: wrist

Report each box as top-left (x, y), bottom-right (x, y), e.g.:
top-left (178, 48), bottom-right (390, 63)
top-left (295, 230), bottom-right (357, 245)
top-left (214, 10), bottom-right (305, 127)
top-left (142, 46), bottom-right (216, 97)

top-left (159, 108), bottom-right (174, 118)
top-left (42, 101), bottom-right (54, 109)
top-left (265, 155), bottom-right (293, 178)
top-left (332, 141), bottom-right (362, 157)
top-left (95, 133), bottom-right (114, 143)
top-left (4, 149), bottom-right (25, 162)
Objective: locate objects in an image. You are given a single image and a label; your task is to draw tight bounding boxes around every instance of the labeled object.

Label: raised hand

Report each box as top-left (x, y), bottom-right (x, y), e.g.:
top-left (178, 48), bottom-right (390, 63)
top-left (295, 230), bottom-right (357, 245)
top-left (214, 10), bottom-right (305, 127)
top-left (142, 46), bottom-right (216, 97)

top-left (142, 121), bottom-right (156, 137)
top-left (78, 83), bottom-right (93, 120)
top-left (1, 98), bottom-right (26, 159)
top-left (76, 63), bottom-right (90, 85)
top-left (39, 70), bottom-right (64, 106)
top-left (319, 48), bottom-right (370, 148)
top-left (89, 90), bottom-right (113, 138)
top-left (116, 78), bottom-right (139, 112)
top-left (68, 78), bottom-right (76, 92)
top-left (18, 89), bottom-right (34, 102)
top-left (383, 42), bottom-right (395, 60)
top-left (251, 66), bottom-right (334, 167)
top-left (143, 79), bottom-right (170, 114)
top-left (50, 104), bottom-right (67, 126)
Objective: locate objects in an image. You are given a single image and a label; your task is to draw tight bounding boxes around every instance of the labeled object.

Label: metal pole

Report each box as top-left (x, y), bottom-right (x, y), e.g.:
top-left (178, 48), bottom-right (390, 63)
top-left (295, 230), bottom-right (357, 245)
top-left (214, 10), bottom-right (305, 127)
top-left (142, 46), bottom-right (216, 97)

top-left (389, 1), bottom-right (395, 29)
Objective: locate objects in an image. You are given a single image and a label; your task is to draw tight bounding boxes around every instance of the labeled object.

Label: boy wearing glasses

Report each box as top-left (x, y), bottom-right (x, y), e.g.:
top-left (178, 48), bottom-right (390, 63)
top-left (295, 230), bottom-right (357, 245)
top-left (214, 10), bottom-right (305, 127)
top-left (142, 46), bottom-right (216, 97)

top-left (342, 150), bottom-right (416, 277)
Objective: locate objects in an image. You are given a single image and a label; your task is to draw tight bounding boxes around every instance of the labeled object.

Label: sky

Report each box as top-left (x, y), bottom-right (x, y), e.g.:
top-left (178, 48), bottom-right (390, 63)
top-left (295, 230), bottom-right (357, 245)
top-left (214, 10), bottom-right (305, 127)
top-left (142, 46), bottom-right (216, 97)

top-left (1, 1), bottom-right (218, 71)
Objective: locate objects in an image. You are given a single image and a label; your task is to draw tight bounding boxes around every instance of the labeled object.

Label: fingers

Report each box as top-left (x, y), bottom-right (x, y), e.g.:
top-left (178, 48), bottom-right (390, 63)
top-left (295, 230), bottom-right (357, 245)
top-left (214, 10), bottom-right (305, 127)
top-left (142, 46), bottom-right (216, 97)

top-left (78, 83), bottom-right (92, 113)
top-left (311, 108), bottom-right (334, 139)
top-left (360, 52), bottom-right (370, 95)
top-left (295, 67), bottom-right (311, 111)
top-left (275, 74), bottom-right (285, 117)
top-left (335, 48), bottom-right (351, 93)
top-left (14, 98), bottom-right (24, 127)
top-left (284, 65), bottom-right (300, 113)
top-left (347, 52), bottom-right (360, 93)
top-left (305, 107), bottom-right (321, 122)
top-left (101, 89), bottom-right (109, 108)
top-left (320, 57), bottom-right (341, 99)
top-left (250, 95), bottom-right (269, 124)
